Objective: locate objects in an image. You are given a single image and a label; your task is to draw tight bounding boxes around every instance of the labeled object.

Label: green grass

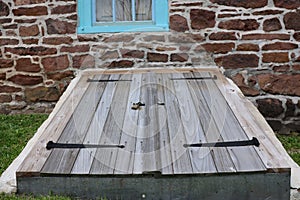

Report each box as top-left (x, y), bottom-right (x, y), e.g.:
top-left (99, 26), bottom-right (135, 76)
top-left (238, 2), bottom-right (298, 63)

top-left (0, 114), bottom-right (299, 199)
top-left (0, 114), bottom-right (72, 199)
top-left (276, 133), bottom-right (300, 165)
top-left (0, 114), bottom-right (48, 175)
top-left (0, 193), bottom-right (71, 200)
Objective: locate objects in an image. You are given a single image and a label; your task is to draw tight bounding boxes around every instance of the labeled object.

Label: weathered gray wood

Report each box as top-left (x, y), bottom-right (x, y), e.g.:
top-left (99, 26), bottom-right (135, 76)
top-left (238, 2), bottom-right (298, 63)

top-left (90, 74), bottom-right (132, 174)
top-left (194, 72), bottom-right (266, 172)
top-left (114, 74), bottom-right (143, 174)
top-left (183, 73), bottom-right (236, 173)
top-left (18, 75), bottom-right (92, 176)
top-left (133, 73), bottom-right (160, 174)
top-left (161, 73), bottom-right (193, 174)
top-left (156, 74), bottom-right (174, 174)
top-left (41, 74), bottom-right (110, 174)
top-left (71, 74), bottom-right (120, 174)
top-left (172, 73), bottom-right (217, 173)
top-left (214, 73), bottom-right (290, 170)
top-left (16, 68), bottom-right (293, 200)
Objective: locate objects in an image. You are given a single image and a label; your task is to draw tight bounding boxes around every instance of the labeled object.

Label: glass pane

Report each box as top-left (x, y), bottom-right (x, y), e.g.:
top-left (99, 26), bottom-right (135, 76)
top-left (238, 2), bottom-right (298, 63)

top-left (116, 0), bottom-right (132, 21)
top-left (136, 0), bottom-right (152, 21)
top-left (96, 0), bottom-right (113, 22)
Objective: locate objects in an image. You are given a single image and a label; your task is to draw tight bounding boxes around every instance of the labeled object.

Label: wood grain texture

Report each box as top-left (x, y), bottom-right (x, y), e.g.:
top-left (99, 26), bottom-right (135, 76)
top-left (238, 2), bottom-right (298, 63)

top-left (18, 68), bottom-right (290, 179)
top-left (161, 73), bottom-right (193, 174)
top-left (156, 74), bottom-right (174, 174)
top-left (17, 75), bottom-right (92, 176)
top-left (194, 72), bottom-right (265, 172)
top-left (90, 74), bottom-right (132, 174)
top-left (212, 71), bottom-right (290, 171)
top-left (183, 73), bottom-right (235, 173)
top-left (71, 74), bottom-right (120, 174)
top-left (133, 73), bottom-right (160, 174)
top-left (172, 73), bottom-right (217, 173)
top-left (114, 74), bottom-right (143, 174)
top-left (42, 74), bottom-right (110, 174)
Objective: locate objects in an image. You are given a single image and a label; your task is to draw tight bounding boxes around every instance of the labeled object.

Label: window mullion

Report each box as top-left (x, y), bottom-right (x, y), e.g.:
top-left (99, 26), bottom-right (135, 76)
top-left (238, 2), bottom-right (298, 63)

top-left (112, 0), bottom-right (116, 22)
top-left (152, 0), bottom-right (155, 22)
top-left (132, 0), bottom-right (136, 21)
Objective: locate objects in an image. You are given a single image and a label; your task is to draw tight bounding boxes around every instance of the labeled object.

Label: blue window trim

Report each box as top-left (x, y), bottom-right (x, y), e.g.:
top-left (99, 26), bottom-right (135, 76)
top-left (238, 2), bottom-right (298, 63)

top-left (78, 0), bottom-right (169, 33)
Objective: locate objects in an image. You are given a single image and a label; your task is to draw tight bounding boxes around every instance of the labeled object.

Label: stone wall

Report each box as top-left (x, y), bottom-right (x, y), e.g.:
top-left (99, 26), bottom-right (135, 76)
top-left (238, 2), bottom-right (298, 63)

top-left (0, 0), bottom-right (299, 133)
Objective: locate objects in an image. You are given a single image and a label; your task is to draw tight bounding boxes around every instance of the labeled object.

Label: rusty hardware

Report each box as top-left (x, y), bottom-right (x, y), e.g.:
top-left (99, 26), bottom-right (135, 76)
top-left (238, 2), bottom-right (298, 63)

top-left (131, 102), bottom-right (145, 110)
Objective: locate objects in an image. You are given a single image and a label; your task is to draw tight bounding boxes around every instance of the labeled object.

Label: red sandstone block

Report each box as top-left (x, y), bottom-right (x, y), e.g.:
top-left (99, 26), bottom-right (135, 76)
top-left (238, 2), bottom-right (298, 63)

top-left (19, 25), bottom-right (40, 37)
top-left (256, 73), bottom-right (300, 96)
top-left (0, 95), bottom-right (12, 103)
top-left (72, 54), bottom-right (95, 69)
top-left (16, 58), bottom-right (41, 72)
top-left (170, 14), bottom-right (189, 32)
top-left (43, 37), bottom-right (73, 45)
top-left (209, 32), bottom-right (237, 40)
top-left (51, 4), bottom-right (76, 14)
top-left (242, 33), bottom-right (290, 40)
top-left (0, 59), bottom-right (14, 68)
top-left (211, 0), bottom-right (267, 8)
top-left (190, 9), bottom-right (215, 30)
top-left (13, 6), bottom-right (48, 16)
top-left (0, 38), bottom-right (19, 45)
top-left (218, 19), bottom-right (259, 31)
top-left (262, 42), bottom-right (298, 50)
top-left (5, 46), bottom-right (57, 56)
top-left (274, 0), bottom-right (300, 9)
top-left (262, 52), bottom-right (289, 63)
top-left (42, 55), bottom-right (70, 72)
top-left (237, 43), bottom-right (259, 51)
top-left (171, 53), bottom-right (189, 62)
top-left (215, 54), bottom-right (259, 69)
top-left (0, 85), bottom-right (22, 93)
top-left (60, 45), bottom-right (90, 53)
top-left (201, 42), bottom-right (235, 54)
top-left (147, 53), bottom-right (168, 62)
top-left (8, 74), bottom-right (43, 85)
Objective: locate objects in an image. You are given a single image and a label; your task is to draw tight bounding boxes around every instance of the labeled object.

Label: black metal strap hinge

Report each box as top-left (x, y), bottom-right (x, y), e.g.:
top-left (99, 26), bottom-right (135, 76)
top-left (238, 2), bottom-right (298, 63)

top-left (87, 78), bottom-right (132, 82)
top-left (46, 141), bottom-right (125, 150)
top-left (170, 75), bottom-right (217, 81)
top-left (183, 137), bottom-right (259, 148)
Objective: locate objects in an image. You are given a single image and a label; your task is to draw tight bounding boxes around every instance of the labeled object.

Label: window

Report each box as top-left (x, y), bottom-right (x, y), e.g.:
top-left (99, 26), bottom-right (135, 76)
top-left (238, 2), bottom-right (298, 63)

top-left (78, 0), bottom-right (169, 33)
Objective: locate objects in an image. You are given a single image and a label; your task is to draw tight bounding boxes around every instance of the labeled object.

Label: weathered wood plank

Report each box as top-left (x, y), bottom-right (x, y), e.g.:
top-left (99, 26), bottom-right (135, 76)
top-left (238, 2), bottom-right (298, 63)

top-left (183, 73), bottom-right (235, 173)
top-left (114, 74), bottom-right (142, 174)
top-left (156, 74), bottom-right (174, 174)
top-left (133, 73), bottom-right (160, 174)
top-left (172, 73), bottom-right (217, 173)
top-left (161, 73), bottom-right (193, 174)
top-left (213, 71), bottom-right (290, 171)
top-left (81, 67), bottom-right (220, 76)
top-left (71, 75), bottom-right (120, 174)
top-left (90, 74), bottom-right (132, 174)
top-left (195, 72), bottom-right (266, 172)
top-left (41, 74), bottom-right (110, 174)
top-left (17, 75), bottom-right (92, 176)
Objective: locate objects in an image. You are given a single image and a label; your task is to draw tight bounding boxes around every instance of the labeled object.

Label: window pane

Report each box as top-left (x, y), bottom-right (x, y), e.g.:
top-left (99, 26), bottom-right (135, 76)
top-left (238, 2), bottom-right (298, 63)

top-left (96, 0), bottom-right (113, 22)
top-left (116, 0), bottom-right (132, 21)
top-left (136, 0), bottom-right (152, 21)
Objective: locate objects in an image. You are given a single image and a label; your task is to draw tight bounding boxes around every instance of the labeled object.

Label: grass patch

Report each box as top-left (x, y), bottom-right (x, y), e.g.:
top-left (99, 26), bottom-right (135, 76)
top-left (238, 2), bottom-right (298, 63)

top-left (0, 114), bottom-right (48, 175)
top-left (276, 133), bottom-right (300, 165)
top-left (0, 193), bottom-right (71, 200)
top-left (0, 114), bottom-right (299, 199)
